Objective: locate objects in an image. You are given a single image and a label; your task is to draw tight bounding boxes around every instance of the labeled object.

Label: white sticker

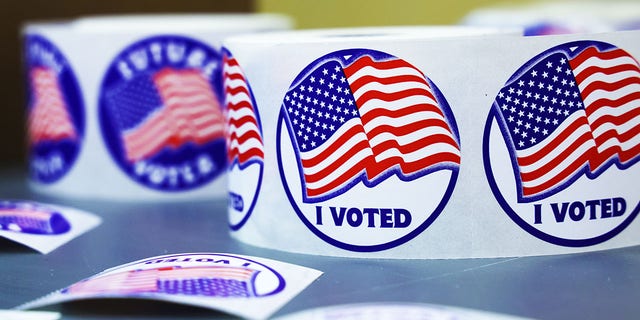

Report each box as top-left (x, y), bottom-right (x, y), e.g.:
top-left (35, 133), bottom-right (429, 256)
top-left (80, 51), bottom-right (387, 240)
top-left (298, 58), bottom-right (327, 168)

top-left (276, 303), bottom-right (534, 320)
top-left (17, 252), bottom-right (322, 320)
top-left (0, 200), bottom-right (101, 254)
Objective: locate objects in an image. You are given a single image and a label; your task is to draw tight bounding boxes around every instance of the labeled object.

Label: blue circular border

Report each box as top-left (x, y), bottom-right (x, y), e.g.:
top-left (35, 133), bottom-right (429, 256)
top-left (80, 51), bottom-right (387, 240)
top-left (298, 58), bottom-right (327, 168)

top-left (25, 34), bottom-right (85, 184)
top-left (223, 48), bottom-right (265, 231)
top-left (276, 48), bottom-right (460, 252)
top-left (98, 35), bottom-right (227, 192)
top-left (482, 40), bottom-right (640, 247)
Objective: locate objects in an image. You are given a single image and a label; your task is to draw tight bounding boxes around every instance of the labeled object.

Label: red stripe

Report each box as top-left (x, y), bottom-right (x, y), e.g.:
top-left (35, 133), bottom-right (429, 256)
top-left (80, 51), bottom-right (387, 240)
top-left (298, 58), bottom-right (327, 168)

top-left (579, 76), bottom-right (640, 100)
top-left (517, 117), bottom-right (593, 166)
top-left (353, 87), bottom-right (436, 109)
top-left (519, 131), bottom-right (595, 181)
top-left (522, 149), bottom-right (593, 197)
top-left (584, 91), bottom-right (640, 118)
top-left (223, 54), bottom-right (264, 165)
top-left (573, 62), bottom-right (640, 84)
top-left (569, 47), bottom-right (629, 69)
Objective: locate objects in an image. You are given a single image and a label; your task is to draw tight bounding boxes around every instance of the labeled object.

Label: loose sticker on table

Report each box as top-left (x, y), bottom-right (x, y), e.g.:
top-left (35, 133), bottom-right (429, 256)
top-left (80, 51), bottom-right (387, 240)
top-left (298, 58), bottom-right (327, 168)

top-left (98, 35), bottom-right (227, 191)
top-left (25, 35), bottom-right (85, 184)
top-left (277, 49), bottom-right (461, 252)
top-left (223, 50), bottom-right (265, 230)
top-left (0, 200), bottom-right (101, 254)
top-left (17, 253), bottom-right (322, 320)
top-left (484, 40), bottom-right (640, 246)
top-left (275, 302), bottom-right (533, 320)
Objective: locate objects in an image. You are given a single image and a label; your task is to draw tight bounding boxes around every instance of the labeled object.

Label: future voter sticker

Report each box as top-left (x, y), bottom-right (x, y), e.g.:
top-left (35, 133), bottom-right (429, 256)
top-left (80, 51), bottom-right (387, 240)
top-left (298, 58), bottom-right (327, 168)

top-left (277, 49), bottom-right (461, 252)
top-left (25, 34), bottom-right (85, 184)
top-left (484, 40), bottom-right (640, 246)
top-left (98, 35), bottom-right (226, 191)
top-left (222, 49), bottom-right (265, 231)
top-left (0, 201), bottom-right (70, 235)
top-left (61, 253), bottom-right (285, 298)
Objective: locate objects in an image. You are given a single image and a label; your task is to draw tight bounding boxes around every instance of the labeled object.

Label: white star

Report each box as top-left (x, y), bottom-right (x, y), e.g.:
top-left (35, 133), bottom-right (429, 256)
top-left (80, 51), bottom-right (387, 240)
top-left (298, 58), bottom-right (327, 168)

top-left (531, 70), bottom-right (538, 77)
top-left (322, 68), bottom-right (328, 75)
top-left (518, 80), bottom-right (525, 87)
top-left (310, 76), bottom-right (316, 83)
top-left (543, 129), bottom-right (548, 135)
top-left (331, 73), bottom-right (337, 80)
top-left (542, 71), bottom-right (548, 78)
top-left (334, 65), bottom-right (340, 72)
top-left (546, 61), bottom-right (553, 68)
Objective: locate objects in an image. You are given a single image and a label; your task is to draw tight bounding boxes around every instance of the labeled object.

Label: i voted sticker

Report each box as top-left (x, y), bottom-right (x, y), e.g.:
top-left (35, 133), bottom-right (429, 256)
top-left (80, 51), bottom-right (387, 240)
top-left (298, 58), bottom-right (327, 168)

top-left (25, 35), bottom-right (85, 184)
top-left (484, 40), bottom-right (640, 246)
top-left (277, 49), bottom-right (461, 252)
top-left (223, 49), bottom-right (265, 230)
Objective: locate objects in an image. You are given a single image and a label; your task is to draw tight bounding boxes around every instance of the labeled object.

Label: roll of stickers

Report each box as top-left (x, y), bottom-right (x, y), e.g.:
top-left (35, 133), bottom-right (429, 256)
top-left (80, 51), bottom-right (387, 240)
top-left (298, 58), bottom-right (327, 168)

top-left (223, 27), bottom-right (640, 258)
top-left (461, 2), bottom-right (640, 36)
top-left (24, 14), bottom-right (291, 200)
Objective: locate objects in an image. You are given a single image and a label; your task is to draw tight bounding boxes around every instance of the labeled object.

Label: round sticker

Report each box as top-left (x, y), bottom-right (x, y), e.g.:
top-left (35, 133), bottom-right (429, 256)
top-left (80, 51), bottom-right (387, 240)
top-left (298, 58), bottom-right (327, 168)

top-left (0, 201), bottom-right (70, 235)
top-left (99, 35), bottom-right (227, 191)
top-left (62, 253), bottom-right (286, 298)
top-left (25, 35), bottom-right (85, 184)
top-left (277, 49), bottom-right (461, 252)
top-left (223, 49), bottom-right (265, 230)
top-left (484, 40), bottom-right (640, 246)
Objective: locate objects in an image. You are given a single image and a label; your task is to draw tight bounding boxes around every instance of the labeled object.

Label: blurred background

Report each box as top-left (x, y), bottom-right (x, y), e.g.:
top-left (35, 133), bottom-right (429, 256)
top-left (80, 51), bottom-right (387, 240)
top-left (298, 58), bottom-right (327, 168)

top-left (3, 0), bottom-right (636, 167)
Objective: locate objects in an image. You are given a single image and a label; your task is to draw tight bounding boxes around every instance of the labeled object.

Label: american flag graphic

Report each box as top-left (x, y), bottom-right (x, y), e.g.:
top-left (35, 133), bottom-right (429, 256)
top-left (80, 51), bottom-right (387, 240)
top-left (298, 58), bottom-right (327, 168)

top-left (223, 54), bottom-right (264, 167)
top-left (0, 207), bottom-right (69, 235)
top-left (282, 52), bottom-right (461, 201)
top-left (494, 42), bottom-right (640, 201)
top-left (27, 68), bottom-right (77, 145)
top-left (107, 68), bottom-right (225, 162)
top-left (65, 266), bottom-right (259, 298)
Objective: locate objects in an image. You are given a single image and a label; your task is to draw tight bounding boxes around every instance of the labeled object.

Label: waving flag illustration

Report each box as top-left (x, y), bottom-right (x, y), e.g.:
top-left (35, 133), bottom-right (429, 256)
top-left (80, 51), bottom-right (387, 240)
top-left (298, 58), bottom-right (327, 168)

top-left (65, 266), bottom-right (259, 297)
top-left (493, 42), bottom-right (640, 202)
top-left (282, 51), bottom-right (461, 202)
top-left (28, 68), bottom-right (77, 145)
top-left (106, 68), bottom-right (225, 162)
top-left (223, 54), bottom-right (264, 167)
top-left (0, 206), bottom-right (70, 235)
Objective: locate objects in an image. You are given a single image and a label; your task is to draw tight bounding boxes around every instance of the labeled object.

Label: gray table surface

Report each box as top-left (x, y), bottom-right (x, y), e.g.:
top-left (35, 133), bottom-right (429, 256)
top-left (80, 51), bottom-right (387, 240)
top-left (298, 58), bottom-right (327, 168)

top-left (0, 168), bottom-right (638, 319)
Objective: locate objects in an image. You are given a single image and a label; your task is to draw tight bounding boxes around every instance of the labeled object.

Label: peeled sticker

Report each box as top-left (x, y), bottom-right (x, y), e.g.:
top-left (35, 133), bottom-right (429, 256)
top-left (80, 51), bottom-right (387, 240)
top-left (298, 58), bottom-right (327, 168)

top-left (17, 253), bottom-right (322, 320)
top-left (275, 303), bottom-right (533, 320)
top-left (0, 200), bottom-right (101, 254)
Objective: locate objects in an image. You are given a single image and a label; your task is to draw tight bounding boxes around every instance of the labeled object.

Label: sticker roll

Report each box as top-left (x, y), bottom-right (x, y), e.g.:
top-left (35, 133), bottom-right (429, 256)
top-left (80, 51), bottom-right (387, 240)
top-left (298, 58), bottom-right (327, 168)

top-left (23, 14), bottom-right (292, 201)
top-left (222, 27), bottom-right (640, 258)
top-left (461, 2), bottom-right (640, 35)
